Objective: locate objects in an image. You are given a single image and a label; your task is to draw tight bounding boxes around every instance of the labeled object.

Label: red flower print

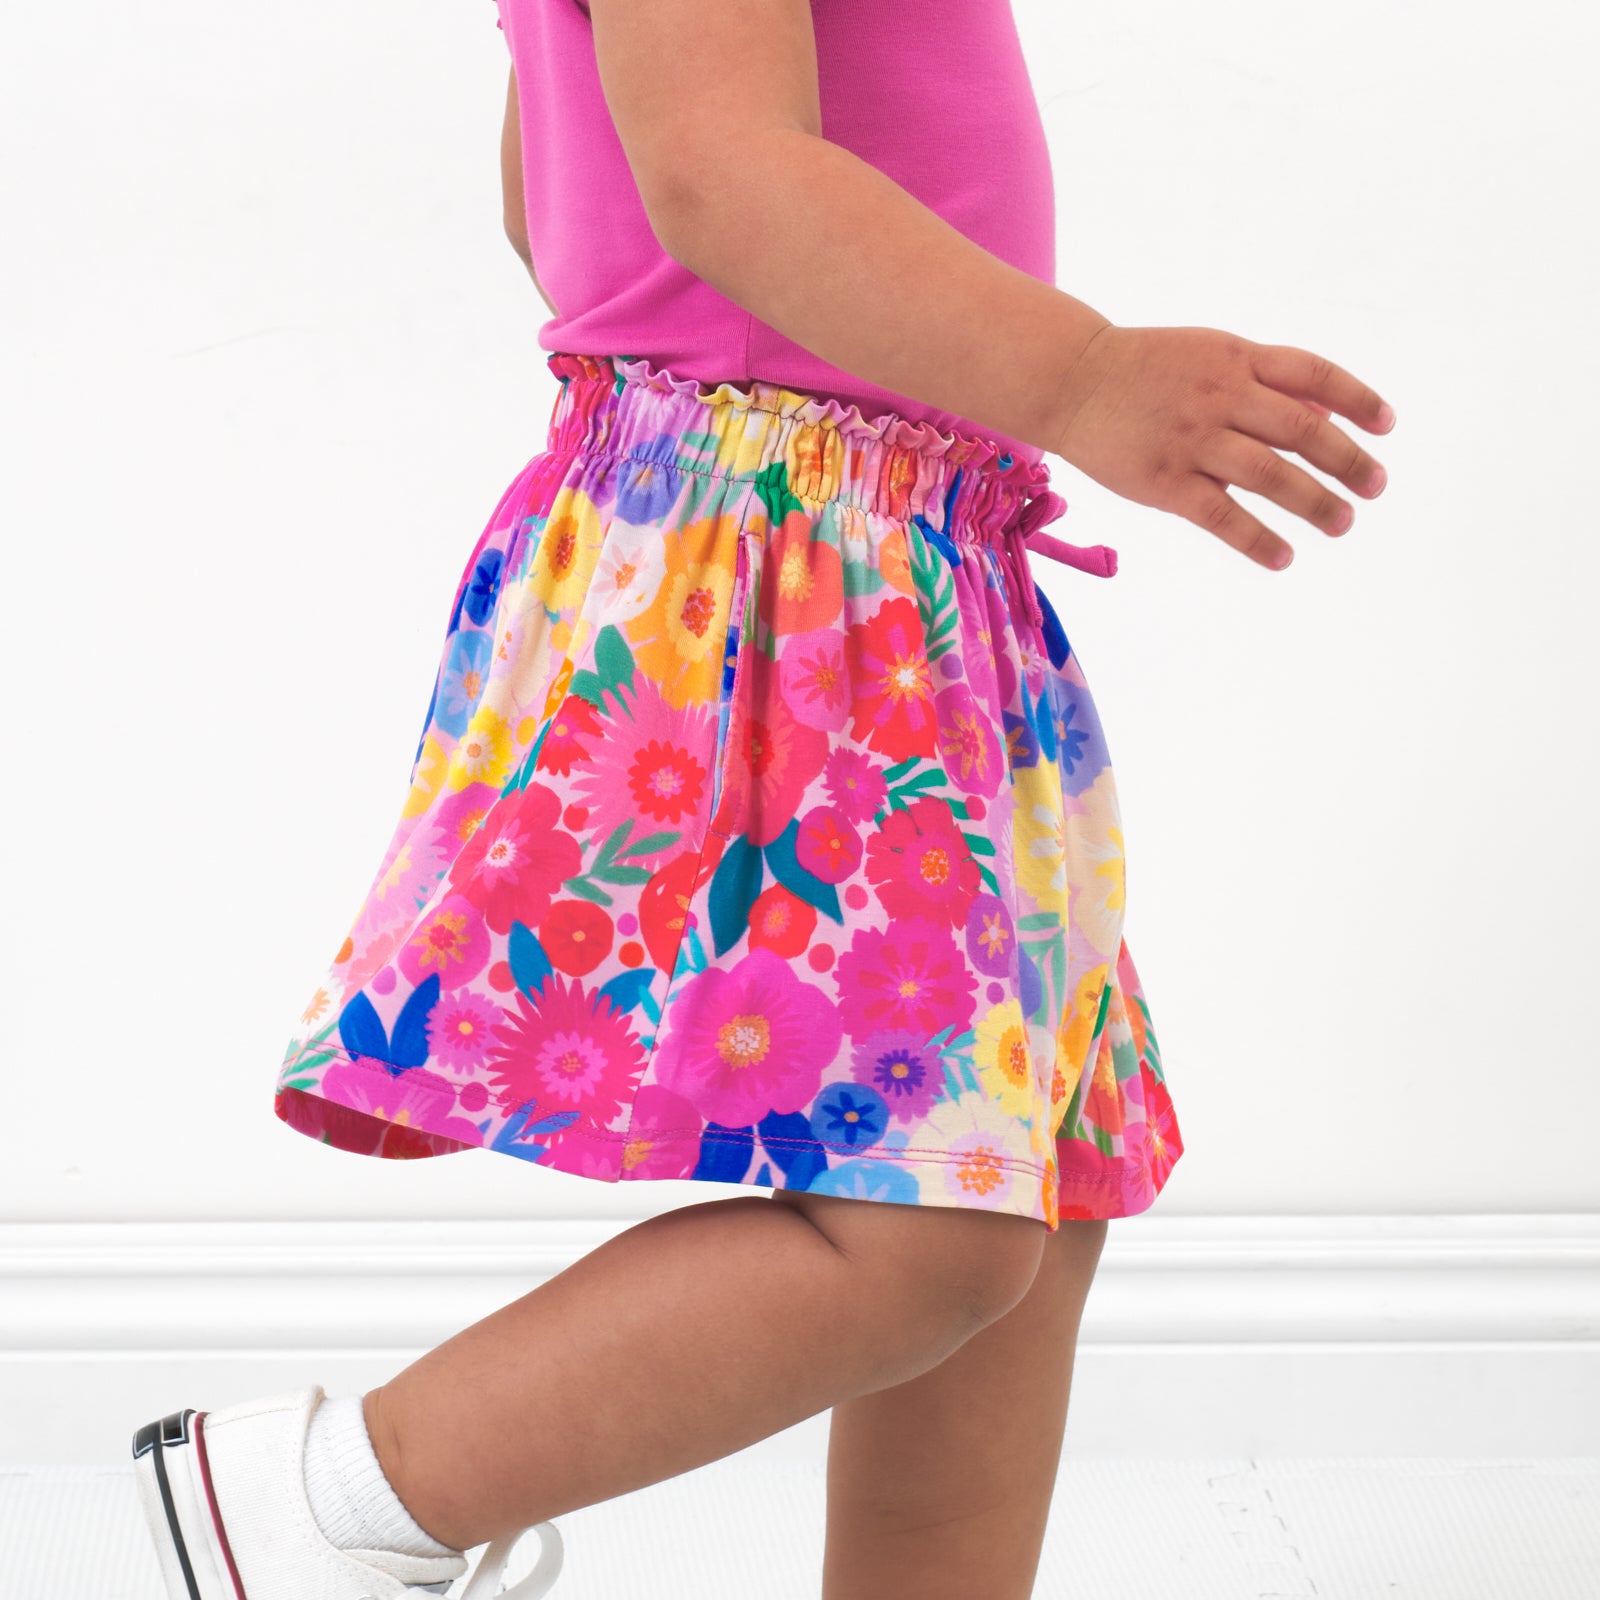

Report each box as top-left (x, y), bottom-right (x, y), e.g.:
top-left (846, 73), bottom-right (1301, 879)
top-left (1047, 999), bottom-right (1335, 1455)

top-left (715, 649), bottom-right (829, 848)
top-left (628, 739), bottom-right (706, 827)
top-left (834, 917), bottom-right (978, 1041)
top-left (487, 972), bottom-right (646, 1124)
top-left (638, 846), bottom-right (719, 974)
top-left (534, 693), bottom-right (604, 777)
top-left (448, 782), bottom-right (581, 935)
top-left (747, 883), bottom-right (817, 958)
top-left (865, 796), bottom-right (981, 926)
top-left (846, 595), bottom-right (939, 763)
top-left (795, 805), bottom-right (862, 885)
top-left (759, 511), bottom-right (845, 637)
top-left (652, 947), bottom-right (842, 1126)
top-left (539, 898), bottom-right (616, 977)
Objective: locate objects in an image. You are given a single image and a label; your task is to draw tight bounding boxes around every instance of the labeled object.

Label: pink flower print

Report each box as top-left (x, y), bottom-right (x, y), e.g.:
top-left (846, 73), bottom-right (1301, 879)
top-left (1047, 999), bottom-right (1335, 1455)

top-left (430, 783), bottom-right (501, 859)
top-left (448, 782), bottom-right (581, 935)
top-left (864, 796), bottom-right (982, 926)
top-left (425, 989), bottom-right (501, 1071)
top-left (571, 674), bottom-right (712, 858)
top-left (834, 917), bottom-right (978, 1041)
top-left (822, 747), bottom-right (887, 825)
top-left (653, 947), bottom-right (842, 1127)
top-left (319, 1061), bottom-right (482, 1146)
top-left (487, 972), bottom-right (646, 1125)
top-left (616, 1085), bottom-right (703, 1179)
top-left (778, 628), bottom-right (852, 731)
top-left (795, 805), bottom-right (862, 885)
top-left (934, 680), bottom-right (1005, 798)
top-left (397, 894), bottom-right (490, 991)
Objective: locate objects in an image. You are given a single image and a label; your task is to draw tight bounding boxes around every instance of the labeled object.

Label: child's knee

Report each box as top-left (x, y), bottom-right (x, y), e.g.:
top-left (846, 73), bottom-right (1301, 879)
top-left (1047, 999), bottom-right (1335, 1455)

top-left (769, 1189), bottom-right (1047, 1335)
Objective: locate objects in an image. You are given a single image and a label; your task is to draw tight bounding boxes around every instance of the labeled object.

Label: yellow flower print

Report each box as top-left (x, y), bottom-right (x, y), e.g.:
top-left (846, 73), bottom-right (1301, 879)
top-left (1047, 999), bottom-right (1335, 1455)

top-left (1057, 962), bottom-right (1109, 1110)
top-left (974, 997), bottom-right (1035, 1118)
top-left (1065, 769), bottom-right (1126, 957)
top-left (528, 493), bottom-right (605, 614)
top-left (627, 514), bottom-right (742, 710)
top-left (542, 656), bottom-right (576, 721)
top-left (1013, 759), bottom-right (1069, 915)
top-left (402, 732), bottom-right (450, 818)
top-left (445, 705), bottom-right (514, 792)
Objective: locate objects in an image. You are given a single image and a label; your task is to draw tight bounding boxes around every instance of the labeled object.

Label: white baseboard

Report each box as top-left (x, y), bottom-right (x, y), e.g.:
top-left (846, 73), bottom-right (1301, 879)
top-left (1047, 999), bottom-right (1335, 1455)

top-left (4, 1214), bottom-right (1596, 1464)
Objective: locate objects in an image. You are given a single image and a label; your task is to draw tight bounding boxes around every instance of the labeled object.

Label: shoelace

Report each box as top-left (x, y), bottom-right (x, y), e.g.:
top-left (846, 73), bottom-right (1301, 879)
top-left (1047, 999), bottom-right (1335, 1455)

top-left (411, 1520), bottom-right (564, 1599)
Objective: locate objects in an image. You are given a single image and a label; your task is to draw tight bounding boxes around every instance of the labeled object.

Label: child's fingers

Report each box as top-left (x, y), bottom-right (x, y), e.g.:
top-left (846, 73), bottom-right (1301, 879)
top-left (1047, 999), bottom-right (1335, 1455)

top-left (1176, 473), bottom-right (1295, 571)
top-left (1194, 428), bottom-right (1353, 538)
top-left (1230, 387), bottom-right (1388, 500)
top-left (1249, 343), bottom-right (1396, 434)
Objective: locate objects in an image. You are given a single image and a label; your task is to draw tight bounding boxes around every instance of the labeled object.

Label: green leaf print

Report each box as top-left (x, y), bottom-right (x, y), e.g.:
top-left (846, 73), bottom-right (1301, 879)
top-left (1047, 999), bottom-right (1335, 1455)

top-left (593, 624), bottom-right (635, 697)
top-left (752, 459), bottom-right (805, 529)
top-left (561, 875), bottom-right (613, 906)
top-left (566, 668), bottom-right (608, 711)
top-left (587, 820), bottom-right (666, 886)
top-left (907, 525), bottom-right (960, 662)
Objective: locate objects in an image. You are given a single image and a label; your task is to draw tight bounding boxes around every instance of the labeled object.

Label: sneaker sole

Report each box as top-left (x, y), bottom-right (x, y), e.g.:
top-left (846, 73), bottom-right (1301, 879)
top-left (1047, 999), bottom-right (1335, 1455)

top-left (132, 1409), bottom-right (247, 1600)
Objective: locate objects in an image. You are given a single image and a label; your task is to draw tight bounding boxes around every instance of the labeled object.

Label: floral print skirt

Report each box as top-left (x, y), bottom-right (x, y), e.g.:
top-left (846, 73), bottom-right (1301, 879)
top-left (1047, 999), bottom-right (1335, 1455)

top-left (275, 351), bottom-right (1183, 1231)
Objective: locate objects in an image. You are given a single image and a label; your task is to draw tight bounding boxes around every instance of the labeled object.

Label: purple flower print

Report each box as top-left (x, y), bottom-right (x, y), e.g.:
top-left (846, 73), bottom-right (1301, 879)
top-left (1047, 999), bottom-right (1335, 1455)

top-left (849, 1028), bottom-right (944, 1123)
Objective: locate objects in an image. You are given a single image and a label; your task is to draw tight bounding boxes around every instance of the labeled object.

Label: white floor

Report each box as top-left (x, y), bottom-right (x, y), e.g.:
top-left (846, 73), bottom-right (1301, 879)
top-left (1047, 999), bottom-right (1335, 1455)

top-left (4, 1457), bottom-right (1597, 1598)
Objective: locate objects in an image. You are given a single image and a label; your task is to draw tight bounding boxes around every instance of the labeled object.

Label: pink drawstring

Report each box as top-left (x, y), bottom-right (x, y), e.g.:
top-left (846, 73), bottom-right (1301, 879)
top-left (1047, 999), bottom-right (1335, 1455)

top-left (1012, 488), bottom-right (1119, 578)
top-left (999, 485), bottom-right (1119, 632)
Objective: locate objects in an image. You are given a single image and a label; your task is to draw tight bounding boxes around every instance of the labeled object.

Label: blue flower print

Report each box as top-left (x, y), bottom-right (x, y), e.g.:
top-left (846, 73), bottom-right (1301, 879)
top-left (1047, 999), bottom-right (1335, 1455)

top-left (809, 1082), bottom-right (889, 1151)
top-left (435, 627), bottom-right (493, 738)
top-left (807, 1158), bottom-right (920, 1206)
top-left (463, 548), bottom-right (505, 628)
top-left (1053, 696), bottom-right (1089, 777)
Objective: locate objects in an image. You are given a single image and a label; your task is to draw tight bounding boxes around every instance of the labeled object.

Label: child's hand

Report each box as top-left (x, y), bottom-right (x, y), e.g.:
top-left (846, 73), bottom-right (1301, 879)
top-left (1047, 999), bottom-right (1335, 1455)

top-left (1048, 324), bottom-right (1395, 571)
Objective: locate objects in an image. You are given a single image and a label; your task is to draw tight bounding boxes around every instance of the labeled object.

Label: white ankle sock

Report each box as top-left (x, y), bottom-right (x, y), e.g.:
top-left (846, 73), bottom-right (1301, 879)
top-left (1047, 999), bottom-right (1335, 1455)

top-left (301, 1392), bottom-right (461, 1559)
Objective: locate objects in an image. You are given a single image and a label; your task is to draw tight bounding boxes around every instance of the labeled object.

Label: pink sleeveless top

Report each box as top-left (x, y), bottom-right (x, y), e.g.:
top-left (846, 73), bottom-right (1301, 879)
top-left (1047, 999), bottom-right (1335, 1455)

top-left (491, 0), bottom-right (1056, 467)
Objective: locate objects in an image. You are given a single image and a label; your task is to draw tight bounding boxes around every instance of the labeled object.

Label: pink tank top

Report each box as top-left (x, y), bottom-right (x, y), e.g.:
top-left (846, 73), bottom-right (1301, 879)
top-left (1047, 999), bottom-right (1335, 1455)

top-left (492, 0), bottom-right (1056, 467)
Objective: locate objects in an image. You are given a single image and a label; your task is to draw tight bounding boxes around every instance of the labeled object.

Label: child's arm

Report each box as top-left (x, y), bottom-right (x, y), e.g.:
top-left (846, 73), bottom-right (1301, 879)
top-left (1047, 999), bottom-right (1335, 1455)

top-left (592, 0), bottom-right (1393, 571)
top-left (501, 65), bottom-right (561, 319)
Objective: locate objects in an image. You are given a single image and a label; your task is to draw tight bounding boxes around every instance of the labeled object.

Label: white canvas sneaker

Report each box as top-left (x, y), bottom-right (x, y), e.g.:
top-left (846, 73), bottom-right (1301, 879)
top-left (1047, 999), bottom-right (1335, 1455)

top-left (132, 1385), bottom-right (564, 1599)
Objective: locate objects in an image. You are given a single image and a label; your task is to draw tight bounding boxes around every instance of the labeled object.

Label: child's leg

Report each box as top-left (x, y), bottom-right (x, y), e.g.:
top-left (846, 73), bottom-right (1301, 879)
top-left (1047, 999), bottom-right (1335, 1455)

top-left (363, 1189), bottom-right (1048, 1552)
top-left (810, 1209), bottom-right (1109, 1600)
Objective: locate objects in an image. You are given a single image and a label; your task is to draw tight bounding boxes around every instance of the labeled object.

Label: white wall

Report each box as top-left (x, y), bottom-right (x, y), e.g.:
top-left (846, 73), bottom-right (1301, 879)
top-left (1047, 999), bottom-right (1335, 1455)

top-left (3, 0), bottom-right (1597, 1230)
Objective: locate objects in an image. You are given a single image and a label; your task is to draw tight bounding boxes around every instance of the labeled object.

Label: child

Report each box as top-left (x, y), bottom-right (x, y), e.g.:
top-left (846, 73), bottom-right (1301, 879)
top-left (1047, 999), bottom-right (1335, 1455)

top-left (133, 2), bottom-right (1393, 1596)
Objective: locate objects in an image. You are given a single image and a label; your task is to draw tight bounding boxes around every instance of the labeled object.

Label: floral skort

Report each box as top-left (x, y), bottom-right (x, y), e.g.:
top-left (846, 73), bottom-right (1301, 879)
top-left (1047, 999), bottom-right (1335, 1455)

top-left (275, 351), bottom-right (1183, 1231)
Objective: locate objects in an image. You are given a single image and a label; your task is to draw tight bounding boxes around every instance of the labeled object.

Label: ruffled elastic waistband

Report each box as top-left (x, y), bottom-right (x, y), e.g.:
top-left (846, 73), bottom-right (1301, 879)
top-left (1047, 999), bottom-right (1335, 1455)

top-left (540, 352), bottom-right (1118, 617)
